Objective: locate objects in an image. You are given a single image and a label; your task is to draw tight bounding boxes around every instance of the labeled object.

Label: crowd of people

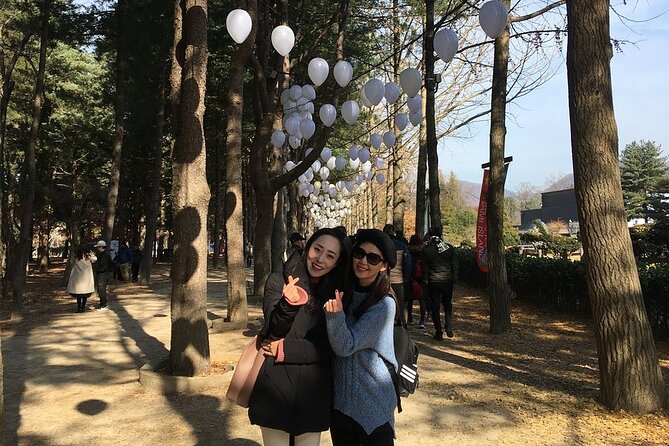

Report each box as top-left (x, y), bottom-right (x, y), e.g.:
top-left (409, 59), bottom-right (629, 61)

top-left (247, 224), bottom-right (459, 445)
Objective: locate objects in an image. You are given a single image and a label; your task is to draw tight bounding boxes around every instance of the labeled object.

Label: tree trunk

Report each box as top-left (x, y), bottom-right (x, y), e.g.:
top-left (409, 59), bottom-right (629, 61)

top-left (566, 0), bottom-right (665, 412)
top-left (272, 189), bottom-right (287, 271)
top-left (487, 0), bottom-right (512, 334)
top-left (415, 92), bottom-right (427, 237)
top-left (225, 0), bottom-right (256, 323)
top-left (212, 129), bottom-right (222, 268)
top-left (9, 0), bottom-right (50, 317)
top-left (390, 0), bottom-right (404, 231)
top-left (139, 78), bottom-right (166, 285)
top-left (101, 0), bottom-right (127, 243)
top-left (424, 0), bottom-right (441, 233)
top-left (169, 0), bottom-right (211, 377)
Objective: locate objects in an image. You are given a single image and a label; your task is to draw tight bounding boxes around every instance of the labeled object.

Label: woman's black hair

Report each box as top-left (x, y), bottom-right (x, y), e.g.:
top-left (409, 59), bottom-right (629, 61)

top-left (74, 245), bottom-right (87, 260)
top-left (344, 239), bottom-right (393, 319)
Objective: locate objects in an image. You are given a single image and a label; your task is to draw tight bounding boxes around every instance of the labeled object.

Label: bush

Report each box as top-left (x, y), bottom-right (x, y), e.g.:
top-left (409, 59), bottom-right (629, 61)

top-left (455, 247), bottom-right (669, 338)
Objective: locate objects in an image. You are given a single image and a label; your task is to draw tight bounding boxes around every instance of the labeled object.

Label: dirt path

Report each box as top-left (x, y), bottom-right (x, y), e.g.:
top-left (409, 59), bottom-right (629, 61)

top-left (2, 264), bottom-right (668, 445)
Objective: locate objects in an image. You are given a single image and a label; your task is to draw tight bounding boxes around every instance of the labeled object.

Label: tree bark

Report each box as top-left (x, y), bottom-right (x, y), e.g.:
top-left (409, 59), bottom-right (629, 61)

top-left (225, 0), bottom-right (256, 323)
top-left (566, 0), bottom-right (665, 412)
top-left (9, 0), bottom-right (50, 317)
top-left (139, 78), bottom-right (166, 285)
top-left (424, 0), bottom-right (441, 233)
top-left (101, 0), bottom-right (127, 243)
top-left (487, 0), bottom-right (512, 334)
top-left (415, 91), bottom-right (427, 237)
top-left (169, 0), bottom-right (211, 377)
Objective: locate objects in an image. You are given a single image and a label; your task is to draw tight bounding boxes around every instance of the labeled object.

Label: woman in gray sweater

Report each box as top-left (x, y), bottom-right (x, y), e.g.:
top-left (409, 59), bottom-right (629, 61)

top-left (324, 229), bottom-right (398, 445)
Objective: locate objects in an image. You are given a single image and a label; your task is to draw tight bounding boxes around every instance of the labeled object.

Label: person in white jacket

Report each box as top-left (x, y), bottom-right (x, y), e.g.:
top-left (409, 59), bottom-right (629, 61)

top-left (67, 245), bottom-right (97, 312)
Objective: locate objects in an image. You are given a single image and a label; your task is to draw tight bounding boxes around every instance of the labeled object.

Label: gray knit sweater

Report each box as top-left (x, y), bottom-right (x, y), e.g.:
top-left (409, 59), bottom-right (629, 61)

top-left (325, 291), bottom-right (398, 434)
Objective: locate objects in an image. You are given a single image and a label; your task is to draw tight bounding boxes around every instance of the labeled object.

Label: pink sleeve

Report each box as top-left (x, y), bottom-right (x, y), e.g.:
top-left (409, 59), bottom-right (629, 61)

top-left (275, 339), bottom-right (286, 363)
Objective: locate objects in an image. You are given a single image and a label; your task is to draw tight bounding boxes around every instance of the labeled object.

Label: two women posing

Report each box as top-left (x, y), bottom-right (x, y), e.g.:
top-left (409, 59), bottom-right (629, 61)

top-left (247, 228), bottom-right (399, 446)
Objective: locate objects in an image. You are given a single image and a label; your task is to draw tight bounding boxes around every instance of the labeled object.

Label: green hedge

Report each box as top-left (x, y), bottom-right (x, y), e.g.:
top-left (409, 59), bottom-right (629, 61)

top-left (455, 247), bottom-right (669, 338)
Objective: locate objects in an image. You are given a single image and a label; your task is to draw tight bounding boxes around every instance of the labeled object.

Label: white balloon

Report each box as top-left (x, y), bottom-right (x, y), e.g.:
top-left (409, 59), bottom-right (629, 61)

top-left (319, 166), bottom-right (330, 180)
top-left (271, 130), bottom-right (286, 148)
top-left (409, 110), bottom-right (422, 126)
top-left (345, 181), bottom-right (354, 192)
top-left (384, 82), bottom-right (401, 104)
top-left (271, 25), bottom-right (295, 56)
top-left (376, 173), bottom-right (385, 185)
top-left (302, 85), bottom-right (316, 100)
top-left (300, 111), bottom-right (313, 121)
top-left (359, 87), bottom-right (373, 108)
top-left (319, 104), bottom-right (336, 127)
top-left (365, 170), bottom-right (374, 180)
top-left (283, 99), bottom-right (297, 113)
top-left (312, 159), bottom-right (321, 172)
top-left (290, 85), bottom-right (303, 100)
top-left (364, 78), bottom-right (385, 106)
top-left (349, 158), bottom-right (360, 169)
top-left (308, 58), bottom-right (329, 86)
top-left (333, 60), bottom-right (353, 87)
top-left (358, 147), bottom-right (370, 163)
top-left (310, 195), bottom-right (318, 203)
top-left (298, 174), bottom-right (307, 183)
top-left (361, 160), bottom-right (372, 174)
top-left (355, 174), bottom-right (364, 185)
top-left (304, 168), bottom-right (314, 181)
top-left (434, 28), bottom-right (459, 63)
top-left (407, 94), bottom-right (422, 113)
top-left (297, 97), bottom-right (309, 112)
top-left (349, 146), bottom-right (359, 160)
top-left (370, 133), bottom-right (382, 149)
top-left (289, 135), bottom-right (301, 149)
top-left (314, 180), bottom-right (322, 191)
top-left (285, 160), bottom-right (296, 171)
top-left (304, 147), bottom-right (313, 158)
top-left (280, 89), bottom-right (291, 105)
top-left (328, 186), bottom-right (337, 197)
top-left (341, 100), bottom-right (360, 125)
top-left (321, 147), bottom-right (332, 162)
top-left (395, 113), bottom-right (409, 131)
top-left (326, 155), bottom-right (336, 170)
top-left (226, 9), bottom-right (252, 44)
top-left (285, 116), bottom-right (300, 136)
top-left (300, 119), bottom-right (316, 140)
top-left (375, 158), bottom-right (385, 169)
top-left (335, 156), bottom-right (347, 170)
top-left (479, 1), bottom-right (509, 39)
top-left (382, 131), bottom-right (396, 148)
top-left (400, 68), bottom-right (422, 98)
top-left (306, 102), bottom-right (315, 114)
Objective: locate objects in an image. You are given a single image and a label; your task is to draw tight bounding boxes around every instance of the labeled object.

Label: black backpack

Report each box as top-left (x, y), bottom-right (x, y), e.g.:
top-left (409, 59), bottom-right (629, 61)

top-left (384, 297), bottom-right (419, 413)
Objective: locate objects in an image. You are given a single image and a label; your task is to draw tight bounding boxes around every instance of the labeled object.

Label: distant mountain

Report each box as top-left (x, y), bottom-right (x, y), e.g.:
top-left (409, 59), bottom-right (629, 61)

top-left (544, 173), bottom-right (574, 192)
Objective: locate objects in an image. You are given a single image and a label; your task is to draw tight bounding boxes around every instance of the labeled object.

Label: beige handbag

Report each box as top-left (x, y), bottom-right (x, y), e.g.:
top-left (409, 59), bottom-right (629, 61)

top-left (226, 335), bottom-right (266, 408)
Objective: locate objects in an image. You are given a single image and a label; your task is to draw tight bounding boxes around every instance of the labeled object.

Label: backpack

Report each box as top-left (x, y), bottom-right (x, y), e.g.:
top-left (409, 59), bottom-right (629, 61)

top-left (384, 297), bottom-right (419, 413)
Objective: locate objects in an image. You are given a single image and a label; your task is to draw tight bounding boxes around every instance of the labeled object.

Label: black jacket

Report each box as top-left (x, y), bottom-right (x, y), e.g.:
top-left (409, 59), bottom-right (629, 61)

top-left (94, 250), bottom-right (114, 274)
top-left (248, 253), bottom-right (338, 435)
top-left (423, 237), bottom-right (458, 283)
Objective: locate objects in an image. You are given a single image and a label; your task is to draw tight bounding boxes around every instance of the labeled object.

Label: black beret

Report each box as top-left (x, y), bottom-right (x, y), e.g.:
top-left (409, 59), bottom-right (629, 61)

top-left (353, 228), bottom-right (397, 269)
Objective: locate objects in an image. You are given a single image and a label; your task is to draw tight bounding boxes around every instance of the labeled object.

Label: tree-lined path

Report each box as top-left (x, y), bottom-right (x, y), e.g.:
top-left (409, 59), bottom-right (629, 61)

top-left (2, 265), bottom-right (668, 445)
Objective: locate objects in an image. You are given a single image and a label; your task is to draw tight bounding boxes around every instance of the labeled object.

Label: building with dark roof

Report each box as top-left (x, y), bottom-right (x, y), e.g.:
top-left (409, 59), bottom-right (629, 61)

top-left (520, 188), bottom-right (579, 235)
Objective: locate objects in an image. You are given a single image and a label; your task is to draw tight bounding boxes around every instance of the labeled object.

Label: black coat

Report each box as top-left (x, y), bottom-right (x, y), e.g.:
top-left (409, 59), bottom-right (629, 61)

top-left (248, 253), bottom-right (338, 435)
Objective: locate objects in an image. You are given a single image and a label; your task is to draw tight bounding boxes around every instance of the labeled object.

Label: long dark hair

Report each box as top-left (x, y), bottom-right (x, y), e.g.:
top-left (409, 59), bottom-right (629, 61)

top-left (285, 227), bottom-right (350, 309)
top-left (345, 241), bottom-right (393, 319)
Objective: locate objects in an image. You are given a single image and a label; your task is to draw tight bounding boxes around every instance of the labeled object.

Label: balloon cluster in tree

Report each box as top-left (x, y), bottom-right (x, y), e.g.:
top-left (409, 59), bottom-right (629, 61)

top-left (225, 1), bottom-right (509, 228)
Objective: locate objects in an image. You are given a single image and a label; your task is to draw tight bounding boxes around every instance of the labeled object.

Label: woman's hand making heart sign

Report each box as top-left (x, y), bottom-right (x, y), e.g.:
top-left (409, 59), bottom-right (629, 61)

top-left (323, 290), bottom-right (344, 313)
top-left (282, 275), bottom-right (308, 305)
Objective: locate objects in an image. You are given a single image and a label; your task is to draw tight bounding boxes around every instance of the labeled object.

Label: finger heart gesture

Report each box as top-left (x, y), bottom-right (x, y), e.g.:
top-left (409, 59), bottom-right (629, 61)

top-left (323, 289), bottom-right (343, 313)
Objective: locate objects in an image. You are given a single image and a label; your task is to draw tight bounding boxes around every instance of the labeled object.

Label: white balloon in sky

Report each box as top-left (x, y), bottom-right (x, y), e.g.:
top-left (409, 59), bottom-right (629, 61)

top-left (434, 28), bottom-right (459, 63)
top-left (319, 166), bottom-right (330, 180)
top-left (285, 160), bottom-right (296, 171)
top-left (359, 86), bottom-right (373, 108)
top-left (302, 85), bottom-right (316, 100)
top-left (290, 85), bottom-right (303, 100)
top-left (319, 104), bottom-right (336, 127)
top-left (395, 113), bottom-right (409, 131)
top-left (271, 130), bottom-right (286, 148)
top-left (271, 25), bottom-right (295, 56)
top-left (289, 136), bottom-right (301, 149)
top-left (479, 1), bottom-right (509, 39)
top-left (400, 67), bottom-right (422, 98)
top-left (382, 131), bottom-right (396, 148)
top-left (375, 158), bottom-right (385, 169)
top-left (409, 110), bottom-right (422, 126)
top-left (349, 146), bottom-right (359, 160)
top-left (321, 147), bottom-right (332, 162)
top-left (384, 82), bottom-right (401, 104)
top-left (326, 155), bottom-right (337, 170)
top-left (280, 89), bottom-right (291, 105)
top-left (407, 94), bottom-right (422, 113)
top-left (333, 60), bottom-right (353, 87)
top-left (376, 173), bottom-right (385, 185)
top-left (370, 133), bottom-right (382, 149)
top-left (284, 116), bottom-right (300, 136)
top-left (300, 119), bottom-right (316, 140)
top-left (349, 158), bottom-right (360, 169)
top-left (364, 78), bottom-right (385, 106)
top-left (311, 159), bottom-right (321, 172)
top-left (341, 100), bottom-right (360, 125)
top-left (335, 156), bottom-right (347, 170)
top-left (358, 147), bottom-right (370, 163)
top-left (308, 58), bottom-right (329, 86)
top-left (226, 9), bottom-right (252, 44)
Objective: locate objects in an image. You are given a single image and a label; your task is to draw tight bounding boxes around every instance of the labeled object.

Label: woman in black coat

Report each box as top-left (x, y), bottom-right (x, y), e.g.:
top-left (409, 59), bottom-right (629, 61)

top-left (248, 228), bottom-right (349, 446)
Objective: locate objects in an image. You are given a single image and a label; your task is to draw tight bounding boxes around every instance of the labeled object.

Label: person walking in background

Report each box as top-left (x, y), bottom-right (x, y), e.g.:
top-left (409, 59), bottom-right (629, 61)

top-left (67, 245), bottom-right (97, 313)
top-left (324, 229), bottom-right (398, 445)
top-left (423, 227), bottom-right (459, 340)
top-left (246, 241), bottom-right (254, 268)
top-left (131, 245), bottom-right (143, 282)
top-left (408, 234), bottom-right (428, 329)
top-left (116, 241), bottom-right (132, 282)
top-left (93, 240), bottom-right (113, 310)
top-left (248, 228), bottom-right (349, 446)
top-left (383, 224), bottom-right (412, 323)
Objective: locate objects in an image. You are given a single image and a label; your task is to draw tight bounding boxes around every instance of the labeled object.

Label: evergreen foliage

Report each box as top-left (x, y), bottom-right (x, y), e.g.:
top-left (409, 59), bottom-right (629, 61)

top-left (620, 140), bottom-right (669, 220)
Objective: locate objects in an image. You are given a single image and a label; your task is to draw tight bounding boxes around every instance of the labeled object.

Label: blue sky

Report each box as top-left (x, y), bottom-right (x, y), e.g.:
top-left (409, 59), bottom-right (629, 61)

top-left (442, 2), bottom-right (669, 191)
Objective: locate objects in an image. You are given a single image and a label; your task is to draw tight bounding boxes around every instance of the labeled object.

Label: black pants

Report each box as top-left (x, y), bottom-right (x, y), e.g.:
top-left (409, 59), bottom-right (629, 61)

top-left (390, 283), bottom-right (405, 322)
top-left (71, 293), bottom-right (92, 312)
top-left (407, 285), bottom-right (428, 324)
top-left (330, 410), bottom-right (394, 446)
top-left (96, 272), bottom-right (111, 308)
top-left (429, 281), bottom-right (454, 336)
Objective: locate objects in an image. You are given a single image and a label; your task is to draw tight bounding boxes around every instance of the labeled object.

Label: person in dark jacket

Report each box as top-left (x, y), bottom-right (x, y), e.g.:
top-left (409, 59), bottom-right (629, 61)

top-left (383, 224), bottom-right (412, 323)
top-left (408, 234), bottom-right (428, 329)
top-left (93, 240), bottom-right (114, 310)
top-left (248, 228), bottom-right (349, 446)
top-left (423, 227), bottom-right (459, 340)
